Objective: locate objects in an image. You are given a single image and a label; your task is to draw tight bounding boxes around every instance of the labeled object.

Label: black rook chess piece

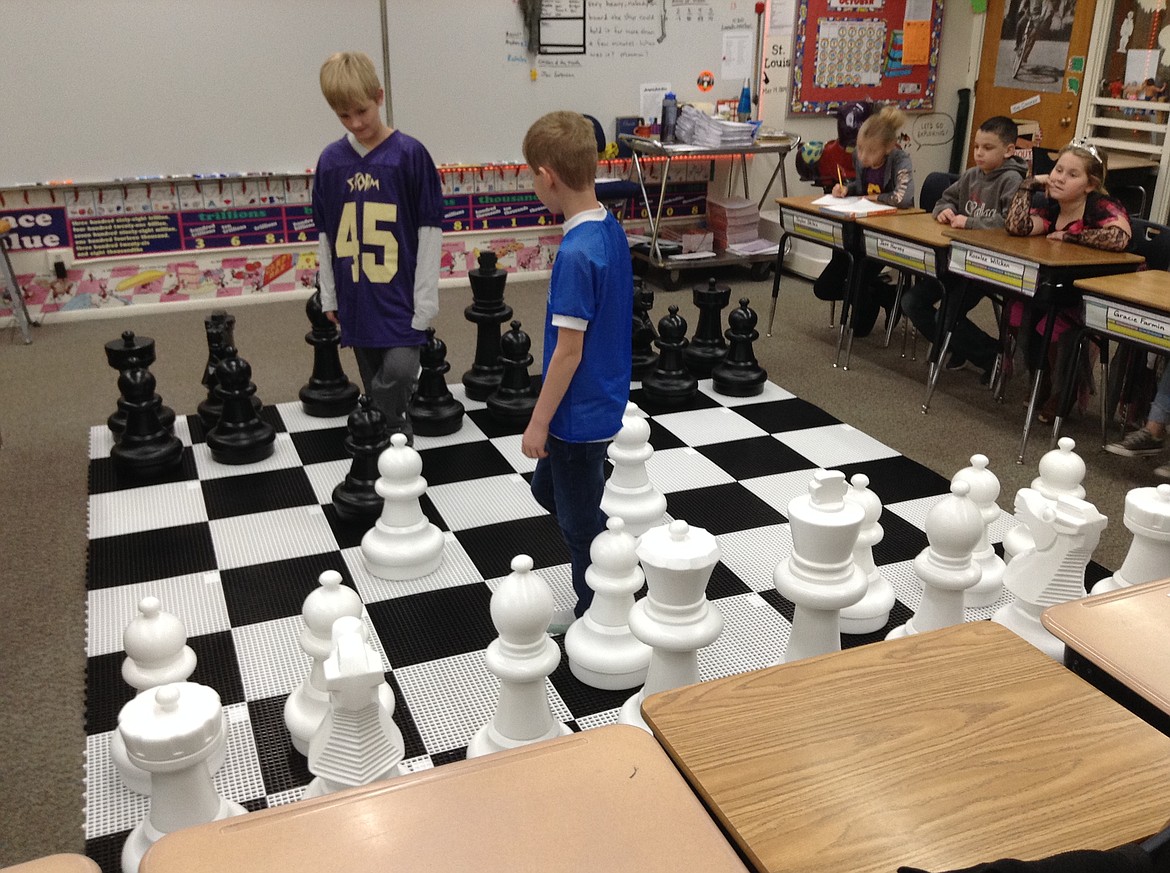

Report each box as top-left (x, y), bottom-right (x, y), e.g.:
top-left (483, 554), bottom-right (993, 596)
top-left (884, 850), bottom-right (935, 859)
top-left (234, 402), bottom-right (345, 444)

top-left (206, 347), bottom-right (275, 465)
top-left (110, 365), bottom-right (184, 478)
top-left (299, 289), bottom-right (360, 417)
top-left (684, 277), bottom-right (731, 377)
top-left (631, 277), bottom-right (659, 381)
top-left (712, 298), bottom-right (767, 397)
top-left (462, 251), bottom-right (513, 401)
top-left (332, 396), bottom-right (392, 522)
top-left (486, 320), bottom-right (539, 426)
top-left (409, 328), bottom-right (464, 437)
top-left (105, 330), bottom-right (175, 437)
top-left (641, 305), bottom-right (697, 407)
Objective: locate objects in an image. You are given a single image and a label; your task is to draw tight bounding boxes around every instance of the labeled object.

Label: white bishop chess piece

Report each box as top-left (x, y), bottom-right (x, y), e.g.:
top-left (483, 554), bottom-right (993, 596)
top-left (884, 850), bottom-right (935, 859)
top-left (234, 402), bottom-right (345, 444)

top-left (1091, 484), bottom-right (1170, 595)
top-left (952, 455), bottom-right (1007, 608)
top-left (119, 683), bottom-right (246, 873)
top-left (467, 555), bottom-right (571, 757)
top-left (887, 480), bottom-right (983, 640)
top-left (775, 470), bottom-right (866, 662)
top-left (599, 402), bottom-right (667, 537)
top-left (1003, 437), bottom-right (1085, 564)
top-left (838, 473), bottom-right (895, 634)
top-left (361, 433), bottom-right (445, 580)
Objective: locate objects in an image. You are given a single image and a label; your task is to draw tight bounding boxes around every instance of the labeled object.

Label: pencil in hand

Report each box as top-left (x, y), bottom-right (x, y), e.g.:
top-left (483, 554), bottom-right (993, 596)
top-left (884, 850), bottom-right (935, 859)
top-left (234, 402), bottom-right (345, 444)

top-left (835, 166), bottom-right (845, 197)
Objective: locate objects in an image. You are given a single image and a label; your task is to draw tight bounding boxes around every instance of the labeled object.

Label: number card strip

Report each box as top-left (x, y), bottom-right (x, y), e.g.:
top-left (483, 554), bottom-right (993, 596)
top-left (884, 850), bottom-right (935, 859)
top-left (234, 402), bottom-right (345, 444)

top-left (1084, 297), bottom-right (1170, 352)
top-left (783, 210), bottom-right (844, 246)
top-left (864, 233), bottom-right (930, 275)
top-left (949, 244), bottom-right (1038, 296)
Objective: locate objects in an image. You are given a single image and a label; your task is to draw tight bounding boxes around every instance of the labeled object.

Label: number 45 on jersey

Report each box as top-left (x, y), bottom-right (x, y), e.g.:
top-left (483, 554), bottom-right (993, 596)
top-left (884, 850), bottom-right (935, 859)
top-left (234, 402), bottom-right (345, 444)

top-left (335, 201), bottom-right (399, 283)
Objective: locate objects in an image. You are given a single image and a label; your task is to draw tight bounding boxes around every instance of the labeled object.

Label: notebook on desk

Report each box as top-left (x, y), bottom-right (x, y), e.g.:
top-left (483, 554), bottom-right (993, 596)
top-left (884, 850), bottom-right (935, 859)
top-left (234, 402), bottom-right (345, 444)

top-left (812, 194), bottom-right (898, 217)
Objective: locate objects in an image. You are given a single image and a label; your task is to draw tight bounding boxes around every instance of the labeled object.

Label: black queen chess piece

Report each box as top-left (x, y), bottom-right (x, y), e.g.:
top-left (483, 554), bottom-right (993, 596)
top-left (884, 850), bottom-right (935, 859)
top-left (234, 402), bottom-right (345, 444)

top-left (109, 364), bottom-right (184, 478)
top-left (332, 396), bottom-right (392, 523)
top-left (641, 305), bottom-right (697, 407)
top-left (206, 347), bottom-right (275, 465)
top-left (486, 320), bottom-right (540, 426)
top-left (299, 289), bottom-right (360, 418)
top-left (684, 277), bottom-right (731, 378)
top-left (409, 328), bottom-right (464, 437)
top-left (712, 298), bottom-right (767, 397)
top-left (462, 251), bottom-right (513, 401)
top-left (198, 311), bottom-right (258, 429)
top-left (631, 277), bottom-right (659, 380)
top-left (105, 331), bottom-right (175, 437)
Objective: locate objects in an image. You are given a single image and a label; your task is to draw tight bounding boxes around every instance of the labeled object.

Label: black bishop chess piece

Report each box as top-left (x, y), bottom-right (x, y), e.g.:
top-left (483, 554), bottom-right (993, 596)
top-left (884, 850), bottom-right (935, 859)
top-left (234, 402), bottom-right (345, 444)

top-left (198, 311), bottom-right (258, 429)
top-left (105, 330), bottom-right (175, 437)
top-left (684, 277), bottom-right (731, 378)
top-left (712, 298), bottom-right (767, 397)
top-left (332, 396), bottom-right (392, 523)
top-left (299, 289), bottom-right (360, 417)
top-left (486, 320), bottom-right (539, 426)
top-left (110, 364), bottom-right (184, 478)
top-left (206, 347), bottom-right (275, 465)
top-left (631, 277), bottom-right (659, 381)
top-left (462, 251), bottom-right (513, 401)
top-left (409, 328), bottom-right (464, 437)
top-left (641, 305), bottom-right (697, 407)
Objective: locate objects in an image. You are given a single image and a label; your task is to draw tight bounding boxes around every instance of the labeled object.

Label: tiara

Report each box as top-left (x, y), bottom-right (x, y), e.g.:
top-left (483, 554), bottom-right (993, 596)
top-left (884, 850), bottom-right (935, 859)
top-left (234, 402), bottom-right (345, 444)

top-left (1068, 138), bottom-right (1103, 162)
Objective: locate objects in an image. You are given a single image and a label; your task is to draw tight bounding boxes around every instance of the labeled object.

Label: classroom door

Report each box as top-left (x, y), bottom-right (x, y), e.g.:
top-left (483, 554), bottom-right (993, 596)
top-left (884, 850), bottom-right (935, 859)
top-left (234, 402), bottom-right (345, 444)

top-left (970, 0), bottom-right (1097, 165)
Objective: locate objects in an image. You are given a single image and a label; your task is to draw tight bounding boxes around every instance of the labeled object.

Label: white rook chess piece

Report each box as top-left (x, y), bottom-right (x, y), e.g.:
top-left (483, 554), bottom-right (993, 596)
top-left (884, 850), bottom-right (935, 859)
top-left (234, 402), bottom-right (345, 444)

top-left (111, 596), bottom-right (225, 795)
top-left (1092, 484), bottom-right (1170, 595)
top-left (775, 470), bottom-right (866, 663)
top-left (304, 615), bottom-right (405, 797)
top-left (993, 489), bottom-right (1108, 660)
top-left (467, 555), bottom-right (571, 757)
top-left (119, 683), bottom-right (246, 873)
top-left (839, 473), bottom-right (895, 634)
top-left (953, 455), bottom-right (1007, 608)
top-left (1003, 437), bottom-right (1085, 564)
top-left (600, 402), bottom-right (667, 537)
top-left (619, 520), bottom-right (724, 733)
top-left (361, 433), bottom-right (445, 580)
top-left (887, 481), bottom-right (983, 640)
top-left (565, 517), bottom-right (653, 690)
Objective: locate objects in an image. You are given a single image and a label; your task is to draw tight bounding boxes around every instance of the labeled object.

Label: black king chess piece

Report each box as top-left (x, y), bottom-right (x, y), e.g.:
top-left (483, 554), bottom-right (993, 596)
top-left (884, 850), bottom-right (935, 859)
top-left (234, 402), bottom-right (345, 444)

top-left (486, 320), bottom-right (539, 426)
top-left (299, 289), bottom-right (360, 417)
top-left (332, 396), bottom-right (392, 522)
top-left (409, 328), bottom-right (464, 436)
top-left (631, 277), bottom-right (659, 380)
top-left (105, 330), bottom-right (175, 437)
top-left (206, 347), bottom-right (275, 465)
top-left (461, 251), bottom-right (512, 401)
top-left (641, 305), bottom-right (697, 407)
top-left (110, 365), bottom-right (184, 478)
top-left (684, 277), bottom-right (731, 378)
top-left (712, 298), bottom-right (767, 397)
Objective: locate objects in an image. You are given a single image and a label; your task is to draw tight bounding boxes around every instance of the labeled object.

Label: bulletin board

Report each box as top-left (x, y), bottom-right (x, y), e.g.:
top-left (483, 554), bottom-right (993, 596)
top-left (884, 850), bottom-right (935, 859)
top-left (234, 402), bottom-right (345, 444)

top-left (788, 0), bottom-right (944, 115)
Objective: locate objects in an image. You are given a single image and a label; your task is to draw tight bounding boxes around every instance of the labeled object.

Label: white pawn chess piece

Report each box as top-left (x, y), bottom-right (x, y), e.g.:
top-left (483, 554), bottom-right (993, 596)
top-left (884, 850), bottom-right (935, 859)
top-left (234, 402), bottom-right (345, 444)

top-left (119, 683), bottom-right (246, 873)
top-left (775, 470), bottom-right (866, 663)
top-left (361, 433), bottom-right (445, 580)
top-left (953, 455), bottom-right (1007, 608)
top-left (600, 402), bottom-right (667, 537)
top-left (1092, 484), bottom-right (1170, 594)
top-left (839, 473), bottom-right (895, 634)
top-left (993, 489), bottom-right (1108, 660)
top-left (304, 615), bottom-right (405, 796)
top-left (565, 517), bottom-right (653, 689)
top-left (467, 555), bottom-right (571, 757)
top-left (887, 481), bottom-right (984, 640)
top-left (619, 520), bottom-right (724, 733)
top-left (111, 596), bottom-right (225, 795)
top-left (1003, 437), bottom-right (1085, 564)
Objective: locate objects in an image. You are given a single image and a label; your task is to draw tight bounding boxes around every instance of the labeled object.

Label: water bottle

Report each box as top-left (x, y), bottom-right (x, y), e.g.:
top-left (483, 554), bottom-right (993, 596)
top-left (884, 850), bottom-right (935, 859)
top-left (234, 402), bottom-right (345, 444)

top-left (661, 91), bottom-right (678, 143)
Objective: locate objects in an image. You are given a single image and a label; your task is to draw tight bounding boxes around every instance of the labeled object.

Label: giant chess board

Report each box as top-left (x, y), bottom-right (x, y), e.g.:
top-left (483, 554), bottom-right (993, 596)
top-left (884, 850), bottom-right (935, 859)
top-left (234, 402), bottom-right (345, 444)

top-left (83, 378), bottom-right (1111, 872)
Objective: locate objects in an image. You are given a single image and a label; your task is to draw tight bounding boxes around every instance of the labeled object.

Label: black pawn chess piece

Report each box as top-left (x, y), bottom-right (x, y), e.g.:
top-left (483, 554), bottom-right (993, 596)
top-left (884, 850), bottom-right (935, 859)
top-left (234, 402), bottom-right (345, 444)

top-left (712, 298), bottom-right (767, 397)
top-left (486, 320), bottom-right (539, 426)
top-left (105, 330), bottom-right (174, 436)
top-left (409, 329), bottom-right (464, 437)
top-left (684, 277), bottom-right (731, 377)
top-left (641, 305), bottom-right (697, 407)
top-left (198, 311), bottom-right (258, 428)
top-left (631, 277), bottom-right (659, 381)
top-left (462, 251), bottom-right (513, 401)
top-left (332, 396), bottom-right (392, 522)
top-left (206, 347), bottom-right (275, 465)
top-left (299, 289), bottom-right (360, 417)
top-left (110, 365), bottom-right (184, 478)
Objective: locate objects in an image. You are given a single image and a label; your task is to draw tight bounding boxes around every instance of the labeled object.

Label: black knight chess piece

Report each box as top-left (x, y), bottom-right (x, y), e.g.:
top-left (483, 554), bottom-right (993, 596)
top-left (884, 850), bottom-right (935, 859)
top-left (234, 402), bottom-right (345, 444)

top-left (684, 277), bottom-right (731, 377)
top-left (109, 365), bottom-right (184, 478)
top-left (631, 277), bottom-right (659, 380)
top-left (641, 305), bottom-right (697, 406)
top-left (462, 251), bottom-right (513, 401)
top-left (198, 311), bottom-right (258, 428)
top-left (332, 396), bottom-right (392, 522)
top-left (409, 328), bottom-right (464, 437)
top-left (299, 289), bottom-right (360, 417)
top-left (206, 347), bottom-right (275, 465)
top-left (105, 330), bottom-right (174, 437)
top-left (712, 298), bottom-right (767, 397)
top-left (486, 320), bottom-right (539, 426)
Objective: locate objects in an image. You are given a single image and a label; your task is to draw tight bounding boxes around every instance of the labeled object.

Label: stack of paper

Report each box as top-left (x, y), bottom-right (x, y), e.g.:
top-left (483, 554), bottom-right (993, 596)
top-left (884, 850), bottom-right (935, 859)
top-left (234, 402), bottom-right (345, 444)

top-left (675, 106), bottom-right (756, 148)
top-left (812, 194), bottom-right (898, 217)
top-left (707, 195), bottom-right (760, 251)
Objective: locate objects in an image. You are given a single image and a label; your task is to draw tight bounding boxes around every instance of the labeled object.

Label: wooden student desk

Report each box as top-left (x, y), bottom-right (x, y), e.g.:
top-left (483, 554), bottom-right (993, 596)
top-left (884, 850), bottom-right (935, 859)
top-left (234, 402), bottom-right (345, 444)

top-left (641, 621), bottom-right (1170, 873)
top-left (139, 725), bottom-right (751, 873)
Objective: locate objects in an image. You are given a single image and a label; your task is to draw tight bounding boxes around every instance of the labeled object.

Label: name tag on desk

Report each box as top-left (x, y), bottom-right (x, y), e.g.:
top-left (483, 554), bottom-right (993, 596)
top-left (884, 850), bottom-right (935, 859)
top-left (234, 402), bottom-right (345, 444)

top-left (1084, 297), bottom-right (1170, 351)
top-left (864, 234), bottom-right (930, 275)
top-left (949, 244), bottom-right (1039, 296)
top-left (782, 211), bottom-right (843, 246)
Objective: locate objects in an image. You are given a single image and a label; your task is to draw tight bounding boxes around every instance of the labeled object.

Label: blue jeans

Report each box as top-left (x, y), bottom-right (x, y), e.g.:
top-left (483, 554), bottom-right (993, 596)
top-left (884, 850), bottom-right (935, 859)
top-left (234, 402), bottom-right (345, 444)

top-left (1150, 365), bottom-right (1170, 427)
top-left (530, 436), bottom-right (610, 617)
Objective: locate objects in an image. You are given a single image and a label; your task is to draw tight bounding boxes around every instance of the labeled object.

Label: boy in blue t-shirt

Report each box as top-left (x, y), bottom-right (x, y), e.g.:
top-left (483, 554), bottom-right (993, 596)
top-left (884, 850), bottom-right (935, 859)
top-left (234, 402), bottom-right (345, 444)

top-left (520, 111), bottom-right (633, 633)
top-left (313, 51), bottom-right (442, 443)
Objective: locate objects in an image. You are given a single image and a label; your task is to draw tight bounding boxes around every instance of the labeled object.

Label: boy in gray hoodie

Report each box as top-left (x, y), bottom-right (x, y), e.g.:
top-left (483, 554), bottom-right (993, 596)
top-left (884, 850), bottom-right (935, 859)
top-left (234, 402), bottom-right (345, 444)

top-left (902, 116), bottom-right (1027, 380)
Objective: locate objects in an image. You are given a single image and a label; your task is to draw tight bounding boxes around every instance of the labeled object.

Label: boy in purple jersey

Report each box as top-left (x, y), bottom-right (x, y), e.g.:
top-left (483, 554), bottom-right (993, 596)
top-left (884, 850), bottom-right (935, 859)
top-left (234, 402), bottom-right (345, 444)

top-left (313, 51), bottom-right (442, 443)
top-left (519, 112), bottom-right (633, 634)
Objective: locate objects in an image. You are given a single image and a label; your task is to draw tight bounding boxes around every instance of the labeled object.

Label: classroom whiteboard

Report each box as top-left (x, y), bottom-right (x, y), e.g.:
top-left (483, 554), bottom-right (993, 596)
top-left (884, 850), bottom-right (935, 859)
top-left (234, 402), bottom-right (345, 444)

top-left (1, 0), bottom-right (383, 187)
top-left (385, 0), bottom-right (765, 164)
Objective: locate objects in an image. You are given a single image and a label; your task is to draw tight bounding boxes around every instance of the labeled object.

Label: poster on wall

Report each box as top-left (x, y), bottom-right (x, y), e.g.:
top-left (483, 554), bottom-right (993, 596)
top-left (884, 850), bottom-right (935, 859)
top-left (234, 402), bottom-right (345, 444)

top-left (992, 0), bottom-right (1076, 93)
top-left (789, 0), bottom-right (943, 114)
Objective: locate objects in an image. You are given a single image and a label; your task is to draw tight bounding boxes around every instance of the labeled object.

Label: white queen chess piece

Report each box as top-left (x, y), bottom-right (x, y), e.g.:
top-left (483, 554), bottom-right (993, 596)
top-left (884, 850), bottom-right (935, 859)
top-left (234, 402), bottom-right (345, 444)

top-left (1003, 437), bottom-right (1085, 564)
top-left (952, 454), bottom-right (1007, 607)
top-left (1091, 484), bottom-right (1170, 595)
top-left (361, 433), bottom-right (445, 580)
top-left (599, 402), bottom-right (667, 537)
top-left (838, 473), bottom-right (895, 634)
